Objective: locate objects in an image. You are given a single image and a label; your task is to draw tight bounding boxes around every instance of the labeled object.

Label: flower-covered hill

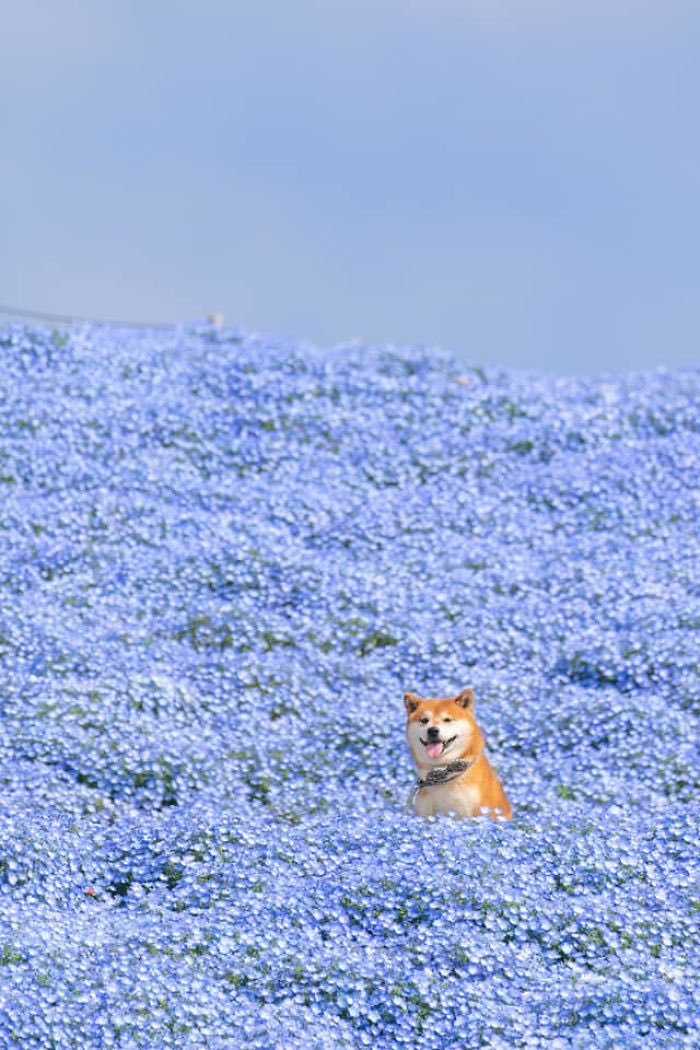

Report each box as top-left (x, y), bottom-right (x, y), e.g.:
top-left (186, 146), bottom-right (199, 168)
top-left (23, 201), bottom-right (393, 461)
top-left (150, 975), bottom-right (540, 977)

top-left (0, 322), bottom-right (698, 1049)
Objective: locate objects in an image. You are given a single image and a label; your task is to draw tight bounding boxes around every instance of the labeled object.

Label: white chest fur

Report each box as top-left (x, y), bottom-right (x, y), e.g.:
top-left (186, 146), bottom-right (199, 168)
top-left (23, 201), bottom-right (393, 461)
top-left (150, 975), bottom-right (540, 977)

top-left (410, 779), bottom-right (481, 818)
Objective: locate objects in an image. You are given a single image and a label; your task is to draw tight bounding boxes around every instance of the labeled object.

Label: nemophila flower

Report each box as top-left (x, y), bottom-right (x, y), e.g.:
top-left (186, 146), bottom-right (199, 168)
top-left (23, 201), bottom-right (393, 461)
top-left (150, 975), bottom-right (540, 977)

top-left (0, 321), bottom-right (697, 1048)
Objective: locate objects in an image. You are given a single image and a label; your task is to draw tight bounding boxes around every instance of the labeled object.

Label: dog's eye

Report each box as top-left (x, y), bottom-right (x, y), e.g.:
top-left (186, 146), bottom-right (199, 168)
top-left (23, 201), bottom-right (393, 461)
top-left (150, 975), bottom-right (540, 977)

top-left (443, 717), bottom-right (454, 723)
top-left (420, 716), bottom-right (429, 724)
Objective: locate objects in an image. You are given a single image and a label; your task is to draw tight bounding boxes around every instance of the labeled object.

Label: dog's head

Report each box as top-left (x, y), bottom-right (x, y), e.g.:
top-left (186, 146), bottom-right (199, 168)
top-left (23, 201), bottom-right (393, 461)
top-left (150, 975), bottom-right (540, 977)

top-left (404, 688), bottom-right (484, 768)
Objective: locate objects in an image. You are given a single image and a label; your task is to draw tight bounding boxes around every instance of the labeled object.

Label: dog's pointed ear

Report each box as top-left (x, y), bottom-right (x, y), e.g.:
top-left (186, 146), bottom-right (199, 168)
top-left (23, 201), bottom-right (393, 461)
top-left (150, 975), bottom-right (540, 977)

top-left (454, 688), bottom-right (475, 710)
top-left (404, 691), bottom-right (422, 714)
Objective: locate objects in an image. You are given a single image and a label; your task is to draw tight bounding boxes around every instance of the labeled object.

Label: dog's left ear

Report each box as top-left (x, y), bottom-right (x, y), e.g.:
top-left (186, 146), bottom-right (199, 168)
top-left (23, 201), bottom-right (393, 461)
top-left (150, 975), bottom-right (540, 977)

top-left (404, 691), bottom-right (422, 714)
top-left (454, 688), bottom-right (475, 710)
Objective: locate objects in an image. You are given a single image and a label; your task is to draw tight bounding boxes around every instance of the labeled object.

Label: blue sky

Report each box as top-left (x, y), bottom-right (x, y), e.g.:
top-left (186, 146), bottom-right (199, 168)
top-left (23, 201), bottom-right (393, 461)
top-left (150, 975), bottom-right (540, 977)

top-left (2, 0), bottom-right (699, 373)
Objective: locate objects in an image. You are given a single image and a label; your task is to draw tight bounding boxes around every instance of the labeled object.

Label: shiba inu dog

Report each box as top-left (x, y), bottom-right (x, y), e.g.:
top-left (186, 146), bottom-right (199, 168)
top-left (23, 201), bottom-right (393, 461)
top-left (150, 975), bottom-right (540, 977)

top-left (404, 688), bottom-right (512, 819)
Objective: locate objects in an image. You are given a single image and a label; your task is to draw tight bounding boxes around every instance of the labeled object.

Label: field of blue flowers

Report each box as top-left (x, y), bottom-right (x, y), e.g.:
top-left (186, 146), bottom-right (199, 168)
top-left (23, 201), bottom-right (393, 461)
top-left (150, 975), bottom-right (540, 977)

top-left (0, 321), bottom-right (697, 1048)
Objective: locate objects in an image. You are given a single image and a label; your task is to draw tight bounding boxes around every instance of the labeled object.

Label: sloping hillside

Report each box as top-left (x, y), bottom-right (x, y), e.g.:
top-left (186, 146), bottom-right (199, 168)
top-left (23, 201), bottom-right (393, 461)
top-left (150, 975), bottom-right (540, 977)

top-left (0, 322), bottom-right (697, 1048)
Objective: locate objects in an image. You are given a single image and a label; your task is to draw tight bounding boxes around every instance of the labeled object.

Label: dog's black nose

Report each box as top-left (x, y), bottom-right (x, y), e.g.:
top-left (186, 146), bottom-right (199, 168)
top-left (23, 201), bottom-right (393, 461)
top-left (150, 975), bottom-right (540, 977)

top-left (426, 725), bottom-right (440, 739)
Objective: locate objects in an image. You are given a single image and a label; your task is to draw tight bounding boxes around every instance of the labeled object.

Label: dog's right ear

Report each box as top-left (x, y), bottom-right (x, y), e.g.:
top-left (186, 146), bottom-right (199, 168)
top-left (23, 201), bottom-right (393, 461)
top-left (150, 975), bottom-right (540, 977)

top-left (404, 691), bottom-right (422, 714)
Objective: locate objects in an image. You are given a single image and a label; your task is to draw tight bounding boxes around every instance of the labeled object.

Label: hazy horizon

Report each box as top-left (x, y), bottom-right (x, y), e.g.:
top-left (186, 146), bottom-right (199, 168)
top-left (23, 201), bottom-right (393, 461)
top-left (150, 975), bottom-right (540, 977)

top-left (2, 1), bottom-right (699, 375)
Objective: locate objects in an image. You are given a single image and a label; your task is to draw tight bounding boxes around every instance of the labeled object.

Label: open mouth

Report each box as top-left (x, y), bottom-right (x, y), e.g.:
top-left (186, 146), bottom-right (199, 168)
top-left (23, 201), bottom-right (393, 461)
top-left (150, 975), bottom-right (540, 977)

top-left (420, 735), bottom-right (457, 760)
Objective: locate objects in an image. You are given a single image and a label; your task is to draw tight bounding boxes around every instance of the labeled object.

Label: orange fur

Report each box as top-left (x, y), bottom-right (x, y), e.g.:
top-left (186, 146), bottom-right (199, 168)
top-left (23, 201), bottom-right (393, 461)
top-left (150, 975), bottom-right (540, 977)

top-left (404, 689), bottom-right (512, 820)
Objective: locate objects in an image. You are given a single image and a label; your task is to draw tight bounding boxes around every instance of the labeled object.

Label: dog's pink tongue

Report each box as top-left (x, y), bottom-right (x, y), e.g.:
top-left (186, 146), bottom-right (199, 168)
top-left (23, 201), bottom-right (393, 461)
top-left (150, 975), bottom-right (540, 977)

top-left (426, 742), bottom-right (444, 759)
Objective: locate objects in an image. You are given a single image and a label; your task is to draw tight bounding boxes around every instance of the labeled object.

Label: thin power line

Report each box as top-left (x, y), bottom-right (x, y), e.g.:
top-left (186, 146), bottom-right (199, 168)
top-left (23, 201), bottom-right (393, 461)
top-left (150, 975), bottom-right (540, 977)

top-left (0, 303), bottom-right (181, 330)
